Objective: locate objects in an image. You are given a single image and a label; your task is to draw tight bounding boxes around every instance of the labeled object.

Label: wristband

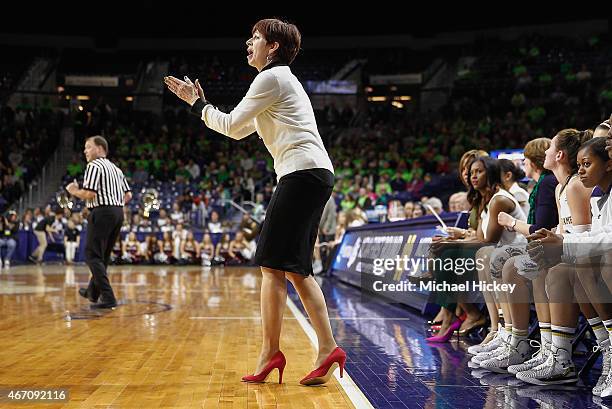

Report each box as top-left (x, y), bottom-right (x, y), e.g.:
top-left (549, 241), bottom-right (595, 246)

top-left (189, 99), bottom-right (209, 117)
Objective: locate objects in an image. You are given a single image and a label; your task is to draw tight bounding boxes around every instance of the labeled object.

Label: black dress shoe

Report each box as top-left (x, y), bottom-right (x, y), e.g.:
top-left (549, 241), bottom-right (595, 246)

top-left (90, 300), bottom-right (117, 309)
top-left (78, 288), bottom-right (98, 303)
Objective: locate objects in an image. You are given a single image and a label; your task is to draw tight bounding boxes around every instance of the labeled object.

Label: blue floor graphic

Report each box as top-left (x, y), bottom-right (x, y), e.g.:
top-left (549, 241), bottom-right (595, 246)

top-left (288, 276), bottom-right (610, 409)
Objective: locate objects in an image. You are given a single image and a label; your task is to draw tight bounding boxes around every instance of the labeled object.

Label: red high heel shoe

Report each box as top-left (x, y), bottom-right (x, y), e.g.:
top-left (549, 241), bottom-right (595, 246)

top-left (241, 351), bottom-right (286, 384)
top-left (300, 347), bottom-right (346, 386)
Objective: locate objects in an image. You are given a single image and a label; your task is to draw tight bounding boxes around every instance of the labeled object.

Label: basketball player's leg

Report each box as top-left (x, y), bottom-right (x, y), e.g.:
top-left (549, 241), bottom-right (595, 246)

top-left (285, 271), bottom-right (337, 368)
top-left (476, 246), bottom-right (500, 331)
top-left (255, 266), bottom-right (287, 374)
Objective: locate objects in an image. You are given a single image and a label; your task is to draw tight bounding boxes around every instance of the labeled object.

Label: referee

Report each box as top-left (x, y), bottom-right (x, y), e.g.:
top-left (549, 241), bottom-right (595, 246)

top-left (66, 135), bottom-right (132, 309)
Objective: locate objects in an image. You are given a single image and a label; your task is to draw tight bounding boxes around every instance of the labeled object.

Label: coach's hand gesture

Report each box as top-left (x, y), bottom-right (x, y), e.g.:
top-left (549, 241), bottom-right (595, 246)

top-left (164, 75), bottom-right (204, 106)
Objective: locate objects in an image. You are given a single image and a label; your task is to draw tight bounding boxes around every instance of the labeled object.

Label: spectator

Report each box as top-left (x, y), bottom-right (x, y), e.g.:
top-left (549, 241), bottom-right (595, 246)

top-left (172, 223), bottom-right (188, 259)
top-left (412, 204), bottom-right (424, 218)
top-left (424, 197), bottom-right (444, 215)
top-left (30, 209), bottom-right (57, 264)
top-left (252, 192), bottom-right (266, 221)
top-left (215, 233), bottom-right (232, 261)
top-left (228, 231), bottom-right (254, 264)
top-left (0, 211), bottom-right (19, 268)
top-left (157, 209), bottom-right (173, 233)
top-left (340, 193), bottom-right (356, 211)
top-left (207, 211), bottom-right (222, 233)
top-left (20, 209), bottom-right (33, 231)
top-left (52, 212), bottom-right (66, 234)
top-left (186, 159), bottom-right (201, 180)
top-left (348, 208), bottom-right (368, 227)
top-left (160, 231), bottom-right (174, 264)
top-left (170, 202), bottom-right (185, 225)
top-left (142, 234), bottom-right (159, 263)
top-left (448, 192), bottom-right (470, 212)
top-left (387, 200), bottom-right (406, 222)
top-left (122, 232), bottom-right (143, 264)
top-left (356, 187), bottom-right (374, 210)
top-left (576, 64), bottom-right (592, 82)
top-left (319, 195), bottom-right (337, 243)
top-left (64, 220), bottom-right (80, 265)
top-left (133, 165), bottom-right (149, 184)
top-left (180, 231), bottom-right (200, 264)
top-left (200, 233), bottom-right (216, 266)
top-left (66, 155), bottom-right (84, 178)
top-left (376, 185), bottom-right (391, 206)
top-left (404, 201), bottom-right (415, 219)
top-left (137, 215), bottom-right (154, 233)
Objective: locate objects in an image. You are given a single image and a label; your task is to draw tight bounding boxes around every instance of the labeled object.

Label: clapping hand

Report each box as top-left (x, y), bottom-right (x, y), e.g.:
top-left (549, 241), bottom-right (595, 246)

top-left (164, 75), bottom-right (206, 106)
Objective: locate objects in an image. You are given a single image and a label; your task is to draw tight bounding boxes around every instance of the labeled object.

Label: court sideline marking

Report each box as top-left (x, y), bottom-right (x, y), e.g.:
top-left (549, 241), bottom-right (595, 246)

top-left (286, 296), bottom-right (375, 409)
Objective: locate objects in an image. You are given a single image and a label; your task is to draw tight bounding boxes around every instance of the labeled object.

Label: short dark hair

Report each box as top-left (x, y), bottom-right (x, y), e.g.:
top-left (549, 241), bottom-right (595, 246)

top-left (499, 158), bottom-right (526, 182)
top-left (252, 18), bottom-right (301, 65)
top-left (87, 135), bottom-right (108, 154)
top-left (579, 137), bottom-right (609, 164)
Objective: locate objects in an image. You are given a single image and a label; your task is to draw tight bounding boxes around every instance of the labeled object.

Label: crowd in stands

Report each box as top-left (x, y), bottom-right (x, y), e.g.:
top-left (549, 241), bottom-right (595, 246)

top-left (0, 101), bottom-right (63, 213)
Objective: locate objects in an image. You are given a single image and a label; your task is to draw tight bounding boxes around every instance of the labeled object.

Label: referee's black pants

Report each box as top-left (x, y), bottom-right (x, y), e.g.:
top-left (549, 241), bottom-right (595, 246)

top-left (85, 206), bottom-right (123, 302)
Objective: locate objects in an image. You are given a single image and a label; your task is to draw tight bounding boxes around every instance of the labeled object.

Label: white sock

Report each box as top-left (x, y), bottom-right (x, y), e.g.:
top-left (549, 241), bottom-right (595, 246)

top-left (588, 317), bottom-right (609, 344)
top-left (504, 323), bottom-right (513, 340)
top-left (551, 324), bottom-right (575, 361)
top-left (539, 322), bottom-right (552, 346)
top-left (511, 328), bottom-right (528, 347)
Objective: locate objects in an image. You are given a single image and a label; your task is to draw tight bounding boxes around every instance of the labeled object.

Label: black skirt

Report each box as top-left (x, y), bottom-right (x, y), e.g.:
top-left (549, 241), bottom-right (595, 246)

top-left (254, 168), bottom-right (334, 276)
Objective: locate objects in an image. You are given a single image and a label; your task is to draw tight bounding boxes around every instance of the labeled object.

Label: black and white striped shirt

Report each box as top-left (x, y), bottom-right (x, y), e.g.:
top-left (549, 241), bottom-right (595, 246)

top-left (83, 158), bottom-right (130, 209)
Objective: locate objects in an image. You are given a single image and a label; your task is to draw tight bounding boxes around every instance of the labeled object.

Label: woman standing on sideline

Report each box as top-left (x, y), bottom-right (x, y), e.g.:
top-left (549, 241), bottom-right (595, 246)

top-left (164, 19), bottom-right (344, 386)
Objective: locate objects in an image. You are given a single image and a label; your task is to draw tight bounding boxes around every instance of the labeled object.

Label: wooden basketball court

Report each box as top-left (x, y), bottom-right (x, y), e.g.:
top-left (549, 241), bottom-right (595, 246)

top-left (0, 265), bottom-right (357, 408)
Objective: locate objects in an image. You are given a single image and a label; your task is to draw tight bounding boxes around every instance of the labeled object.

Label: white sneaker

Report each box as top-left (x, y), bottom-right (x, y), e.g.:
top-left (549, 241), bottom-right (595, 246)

top-left (471, 330), bottom-right (511, 364)
top-left (479, 338), bottom-right (533, 373)
top-left (3, 260), bottom-right (9, 269)
top-left (467, 331), bottom-right (498, 355)
top-left (471, 343), bottom-right (508, 365)
top-left (508, 339), bottom-right (550, 374)
top-left (468, 329), bottom-right (507, 358)
top-left (515, 347), bottom-right (577, 385)
top-left (593, 340), bottom-right (611, 396)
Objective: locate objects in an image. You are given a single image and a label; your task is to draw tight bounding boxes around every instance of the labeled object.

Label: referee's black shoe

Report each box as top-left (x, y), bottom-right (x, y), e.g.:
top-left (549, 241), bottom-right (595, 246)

top-left (90, 298), bottom-right (117, 309)
top-left (78, 288), bottom-right (98, 303)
